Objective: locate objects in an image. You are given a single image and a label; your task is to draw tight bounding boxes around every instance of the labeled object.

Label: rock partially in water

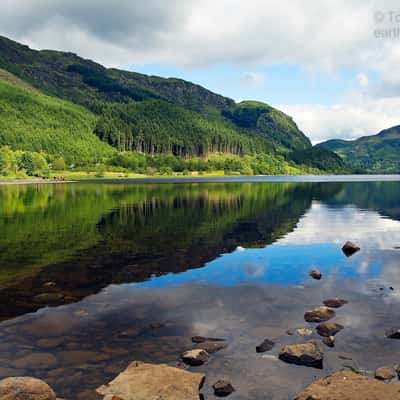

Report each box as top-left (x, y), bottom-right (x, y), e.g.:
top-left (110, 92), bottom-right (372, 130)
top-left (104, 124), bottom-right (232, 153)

top-left (181, 349), bottom-right (210, 366)
top-left (33, 292), bottom-right (64, 304)
top-left (212, 380), bottom-right (235, 397)
top-left (342, 241), bottom-right (360, 257)
top-left (11, 353), bottom-right (58, 369)
top-left (96, 361), bottom-right (205, 400)
top-left (322, 336), bottom-right (335, 348)
top-left (316, 322), bottom-right (344, 337)
top-left (0, 377), bottom-right (56, 400)
top-left (256, 339), bottom-right (275, 353)
top-left (304, 307), bottom-right (335, 323)
top-left (195, 341), bottom-right (227, 354)
top-left (386, 327), bottom-right (400, 339)
top-left (375, 367), bottom-right (395, 381)
top-left (191, 336), bottom-right (225, 343)
top-left (296, 328), bottom-right (313, 336)
top-left (309, 269), bottom-right (322, 280)
top-left (278, 341), bottom-right (323, 369)
top-left (323, 298), bottom-right (348, 308)
top-left (295, 370), bottom-right (400, 400)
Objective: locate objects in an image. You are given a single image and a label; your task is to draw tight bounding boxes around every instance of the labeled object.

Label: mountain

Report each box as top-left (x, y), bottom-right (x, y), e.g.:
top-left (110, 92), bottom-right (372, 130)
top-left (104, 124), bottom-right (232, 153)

top-left (318, 125), bottom-right (400, 173)
top-left (0, 35), bottom-right (346, 173)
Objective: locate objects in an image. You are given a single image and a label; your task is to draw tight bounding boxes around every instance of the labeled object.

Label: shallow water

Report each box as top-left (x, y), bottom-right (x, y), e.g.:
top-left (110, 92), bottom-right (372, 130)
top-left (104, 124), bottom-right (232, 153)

top-left (0, 179), bottom-right (400, 399)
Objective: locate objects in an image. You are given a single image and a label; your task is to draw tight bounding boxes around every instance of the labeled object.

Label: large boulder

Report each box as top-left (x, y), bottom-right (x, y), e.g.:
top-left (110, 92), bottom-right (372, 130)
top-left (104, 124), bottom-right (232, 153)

top-left (0, 377), bottom-right (56, 400)
top-left (294, 370), bottom-right (400, 400)
top-left (279, 341), bottom-right (323, 369)
top-left (96, 361), bottom-right (205, 400)
top-left (304, 307), bottom-right (335, 323)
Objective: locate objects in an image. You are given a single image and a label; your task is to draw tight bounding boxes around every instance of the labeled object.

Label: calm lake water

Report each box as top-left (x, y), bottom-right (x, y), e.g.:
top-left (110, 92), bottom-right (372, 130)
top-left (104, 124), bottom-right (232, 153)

top-left (0, 178), bottom-right (400, 399)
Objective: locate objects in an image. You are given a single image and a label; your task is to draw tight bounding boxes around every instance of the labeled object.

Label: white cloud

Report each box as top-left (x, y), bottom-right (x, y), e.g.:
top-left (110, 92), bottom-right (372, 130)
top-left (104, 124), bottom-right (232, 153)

top-left (241, 72), bottom-right (265, 88)
top-left (357, 72), bottom-right (369, 88)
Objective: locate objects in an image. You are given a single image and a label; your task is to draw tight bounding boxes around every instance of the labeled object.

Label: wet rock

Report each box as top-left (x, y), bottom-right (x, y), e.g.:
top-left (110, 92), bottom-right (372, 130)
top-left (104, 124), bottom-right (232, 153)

top-left (304, 307), bottom-right (335, 323)
top-left (11, 353), bottom-right (58, 369)
top-left (323, 298), bottom-right (348, 308)
top-left (36, 338), bottom-right (65, 349)
top-left (295, 370), bottom-right (400, 400)
top-left (0, 376), bottom-right (56, 400)
top-left (296, 328), bottom-right (313, 336)
top-left (375, 367), bottom-right (395, 381)
top-left (342, 241), bottom-right (360, 257)
top-left (278, 341), bottom-right (323, 369)
top-left (309, 269), bottom-right (322, 280)
top-left (212, 380), bottom-right (235, 397)
top-left (386, 327), bottom-right (400, 339)
top-left (256, 339), bottom-right (275, 353)
top-left (191, 336), bottom-right (225, 343)
top-left (181, 349), bottom-right (210, 366)
top-left (195, 341), bottom-right (227, 354)
top-left (323, 336), bottom-right (335, 348)
top-left (316, 322), bottom-right (344, 337)
top-left (96, 361), bottom-right (205, 400)
top-left (286, 330), bottom-right (295, 336)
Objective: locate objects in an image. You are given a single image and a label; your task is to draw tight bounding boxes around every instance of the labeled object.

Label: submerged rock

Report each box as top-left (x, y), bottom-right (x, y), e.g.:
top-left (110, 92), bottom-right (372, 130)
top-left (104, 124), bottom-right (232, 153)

top-left (256, 339), bottom-right (275, 353)
top-left (278, 341), bottom-right (323, 369)
top-left (309, 269), bottom-right (322, 280)
top-left (342, 241), bottom-right (360, 257)
top-left (323, 298), bottom-right (348, 308)
top-left (375, 367), bottom-right (395, 381)
top-left (181, 349), bottom-right (210, 366)
top-left (191, 336), bottom-right (225, 343)
top-left (304, 307), bottom-right (335, 323)
top-left (0, 377), bottom-right (56, 400)
top-left (212, 380), bottom-right (235, 397)
top-left (11, 353), bottom-right (58, 369)
top-left (97, 361), bottom-right (205, 400)
top-left (386, 327), bottom-right (400, 339)
top-left (295, 370), bottom-right (400, 400)
top-left (316, 322), bottom-right (344, 337)
top-left (195, 341), bottom-right (227, 354)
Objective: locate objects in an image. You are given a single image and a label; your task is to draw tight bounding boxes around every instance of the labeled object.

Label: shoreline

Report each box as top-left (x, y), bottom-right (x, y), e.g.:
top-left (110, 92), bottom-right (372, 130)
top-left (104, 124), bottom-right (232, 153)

top-left (0, 178), bottom-right (76, 186)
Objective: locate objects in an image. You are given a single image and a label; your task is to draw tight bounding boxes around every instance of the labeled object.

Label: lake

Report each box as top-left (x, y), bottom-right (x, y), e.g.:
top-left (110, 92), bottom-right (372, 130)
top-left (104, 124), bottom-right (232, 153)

top-left (0, 177), bottom-right (399, 399)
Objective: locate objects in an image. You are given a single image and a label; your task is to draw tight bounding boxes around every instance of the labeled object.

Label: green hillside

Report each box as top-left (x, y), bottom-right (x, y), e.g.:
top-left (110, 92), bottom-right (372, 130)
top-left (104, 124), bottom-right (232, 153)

top-left (318, 125), bottom-right (400, 173)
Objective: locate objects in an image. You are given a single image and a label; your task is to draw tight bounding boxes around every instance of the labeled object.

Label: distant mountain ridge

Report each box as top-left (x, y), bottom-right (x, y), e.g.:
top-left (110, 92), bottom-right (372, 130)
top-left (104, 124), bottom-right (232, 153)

top-left (318, 125), bottom-right (400, 173)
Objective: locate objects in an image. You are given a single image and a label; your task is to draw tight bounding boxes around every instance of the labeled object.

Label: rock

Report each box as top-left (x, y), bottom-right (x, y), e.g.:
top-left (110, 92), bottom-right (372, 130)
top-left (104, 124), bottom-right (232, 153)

top-left (96, 361), bottom-right (205, 400)
top-left (11, 353), bottom-right (58, 369)
top-left (0, 377), bottom-right (56, 400)
top-left (195, 341), bottom-right (227, 354)
top-left (149, 323), bottom-right (165, 329)
top-left (181, 349), bottom-right (210, 366)
top-left (256, 339), bottom-right (275, 353)
top-left (296, 328), bottom-right (313, 336)
top-left (375, 367), bottom-right (395, 381)
top-left (286, 330), bottom-right (295, 336)
top-left (295, 370), bottom-right (400, 400)
top-left (33, 293), bottom-right (64, 304)
top-left (304, 307), bottom-right (335, 323)
top-left (278, 341), bottom-right (323, 369)
top-left (58, 350), bottom-right (98, 364)
top-left (386, 327), bottom-right (400, 339)
top-left (212, 380), bottom-right (235, 397)
top-left (323, 336), bottom-right (335, 348)
top-left (36, 338), bottom-right (65, 349)
top-left (309, 269), bottom-right (322, 280)
top-left (323, 298), bottom-right (348, 308)
top-left (316, 322), bottom-right (344, 337)
top-left (191, 336), bottom-right (225, 343)
top-left (342, 241), bottom-right (360, 257)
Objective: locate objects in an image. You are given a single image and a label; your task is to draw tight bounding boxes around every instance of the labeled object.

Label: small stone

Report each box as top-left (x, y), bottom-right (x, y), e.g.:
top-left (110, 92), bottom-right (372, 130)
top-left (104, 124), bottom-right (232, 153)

top-left (309, 269), bottom-right (322, 280)
top-left (323, 298), bottom-right (348, 308)
top-left (279, 341), bottom-right (324, 369)
top-left (195, 341), bottom-right (226, 354)
top-left (304, 307), bottom-right (335, 323)
top-left (256, 339), bottom-right (275, 353)
top-left (296, 328), bottom-right (313, 336)
top-left (191, 336), bottom-right (225, 343)
top-left (181, 349), bottom-right (210, 366)
top-left (316, 322), bottom-right (344, 337)
top-left (286, 330), bottom-right (294, 336)
top-left (375, 367), bottom-right (395, 381)
top-left (323, 336), bottom-right (335, 347)
top-left (212, 380), bottom-right (235, 397)
top-left (0, 377), bottom-right (56, 400)
top-left (36, 338), bottom-right (65, 349)
top-left (385, 327), bottom-right (400, 339)
top-left (342, 241), bottom-right (360, 257)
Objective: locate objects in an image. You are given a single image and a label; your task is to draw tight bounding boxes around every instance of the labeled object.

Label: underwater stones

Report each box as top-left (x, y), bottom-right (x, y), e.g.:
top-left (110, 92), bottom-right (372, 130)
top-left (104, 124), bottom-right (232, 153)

top-left (212, 380), bottom-right (235, 397)
top-left (278, 341), bottom-right (324, 369)
top-left (316, 322), bottom-right (344, 337)
top-left (0, 377), bottom-right (56, 400)
top-left (11, 353), bottom-right (58, 369)
top-left (342, 241), bottom-right (360, 257)
top-left (375, 367), bottom-right (395, 381)
top-left (309, 269), bottom-right (322, 280)
top-left (181, 349), bottom-right (210, 366)
top-left (323, 298), bottom-right (348, 308)
top-left (304, 307), bottom-right (335, 323)
top-left (256, 339), bottom-right (275, 353)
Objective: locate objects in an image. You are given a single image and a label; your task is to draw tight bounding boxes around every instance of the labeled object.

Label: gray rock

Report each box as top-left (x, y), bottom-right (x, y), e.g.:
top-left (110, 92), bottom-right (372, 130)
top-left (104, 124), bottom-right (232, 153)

top-left (256, 339), bottom-right (275, 353)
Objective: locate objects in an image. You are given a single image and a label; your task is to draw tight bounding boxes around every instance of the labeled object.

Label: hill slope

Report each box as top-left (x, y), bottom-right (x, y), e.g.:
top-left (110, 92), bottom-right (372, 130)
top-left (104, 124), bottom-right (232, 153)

top-left (318, 125), bottom-right (400, 173)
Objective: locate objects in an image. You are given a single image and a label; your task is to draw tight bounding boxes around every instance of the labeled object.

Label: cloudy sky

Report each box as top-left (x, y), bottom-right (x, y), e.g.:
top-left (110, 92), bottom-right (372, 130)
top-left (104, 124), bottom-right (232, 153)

top-left (1, 0), bottom-right (400, 143)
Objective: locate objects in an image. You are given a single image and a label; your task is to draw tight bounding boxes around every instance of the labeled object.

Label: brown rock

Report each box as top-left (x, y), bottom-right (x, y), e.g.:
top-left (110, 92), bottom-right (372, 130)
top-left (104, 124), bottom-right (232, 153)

top-left (0, 377), bottom-right (56, 400)
top-left (309, 269), bottom-right (322, 280)
top-left (212, 380), bottom-right (235, 397)
top-left (322, 336), bottom-right (335, 348)
top-left (279, 341), bottom-right (323, 369)
top-left (316, 322), bottom-right (344, 337)
top-left (304, 307), bottom-right (335, 323)
top-left (58, 350), bottom-right (98, 364)
top-left (181, 349), bottom-right (210, 366)
top-left (342, 241), bottom-right (360, 257)
top-left (11, 353), bottom-right (58, 369)
top-left (96, 361), bottom-right (205, 400)
top-left (195, 341), bottom-right (227, 354)
top-left (375, 367), bottom-right (395, 381)
top-left (36, 338), bottom-right (65, 349)
top-left (323, 298), bottom-right (348, 308)
top-left (295, 370), bottom-right (400, 400)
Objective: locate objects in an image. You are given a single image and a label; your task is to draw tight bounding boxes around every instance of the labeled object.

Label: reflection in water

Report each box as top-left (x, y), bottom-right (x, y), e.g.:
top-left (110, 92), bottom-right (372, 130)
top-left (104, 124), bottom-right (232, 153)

top-left (0, 181), bottom-right (399, 399)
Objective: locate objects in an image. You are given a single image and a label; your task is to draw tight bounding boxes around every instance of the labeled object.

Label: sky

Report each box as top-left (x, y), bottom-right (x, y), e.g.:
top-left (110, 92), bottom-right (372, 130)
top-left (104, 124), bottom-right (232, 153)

top-left (1, 0), bottom-right (400, 143)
